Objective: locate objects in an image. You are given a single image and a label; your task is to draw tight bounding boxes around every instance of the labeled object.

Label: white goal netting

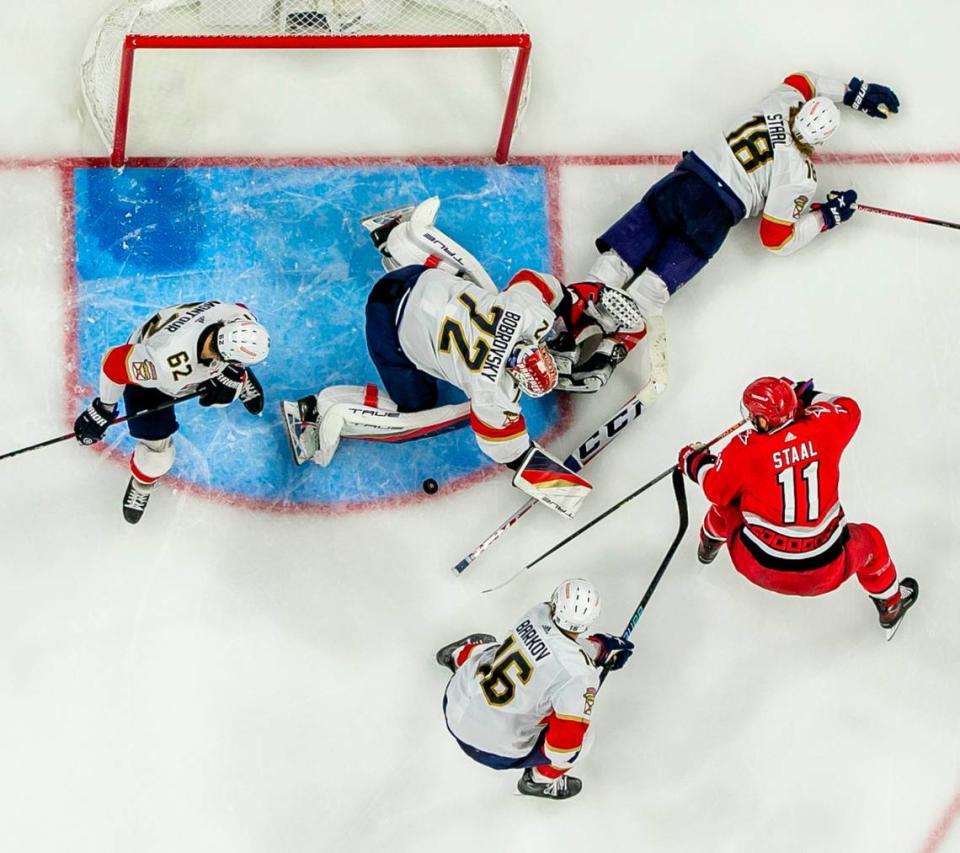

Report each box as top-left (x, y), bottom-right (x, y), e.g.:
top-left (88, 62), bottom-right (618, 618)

top-left (81, 0), bottom-right (530, 157)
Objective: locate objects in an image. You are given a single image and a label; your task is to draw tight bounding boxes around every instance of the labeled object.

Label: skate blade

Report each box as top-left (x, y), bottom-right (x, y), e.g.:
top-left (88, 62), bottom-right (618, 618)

top-left (360, 204), bottom-right (415, 233)
top-left (280, 400), bottom-right (310, 466)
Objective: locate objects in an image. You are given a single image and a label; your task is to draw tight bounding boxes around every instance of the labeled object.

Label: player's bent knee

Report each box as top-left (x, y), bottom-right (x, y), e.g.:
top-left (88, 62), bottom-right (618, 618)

top-left (132, 437), bottom-right (176, 481)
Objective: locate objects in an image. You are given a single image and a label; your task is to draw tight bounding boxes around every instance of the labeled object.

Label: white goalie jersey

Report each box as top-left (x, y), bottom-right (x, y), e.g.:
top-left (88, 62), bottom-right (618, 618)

top-left (444, 603), bottom-right (600, 766)
top-left (97, 300), bottom-right (259, 405)
top-left (398, 267), bottom-right (562, 464)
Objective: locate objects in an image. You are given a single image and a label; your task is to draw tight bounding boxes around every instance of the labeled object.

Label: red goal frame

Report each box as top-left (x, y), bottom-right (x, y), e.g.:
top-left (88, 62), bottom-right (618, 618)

top-left (111, 32), bottom-right (532, 167)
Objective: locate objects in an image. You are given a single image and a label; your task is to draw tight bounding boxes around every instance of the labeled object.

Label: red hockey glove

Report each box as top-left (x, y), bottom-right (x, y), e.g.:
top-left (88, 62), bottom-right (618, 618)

top-left (679, 442), bottom-right (716, 484)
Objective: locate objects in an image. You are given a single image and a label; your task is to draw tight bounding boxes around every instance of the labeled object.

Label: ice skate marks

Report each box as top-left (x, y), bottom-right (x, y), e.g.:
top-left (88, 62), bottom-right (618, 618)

top-left (72, 163), bottom-right (559, 508)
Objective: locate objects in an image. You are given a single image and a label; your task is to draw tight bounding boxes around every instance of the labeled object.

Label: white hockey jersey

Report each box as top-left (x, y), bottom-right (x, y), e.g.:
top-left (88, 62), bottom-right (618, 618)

top-left (398, 268), bottom-right (562, 464)
top-left (444, 602), bottom-right (600, 769)
top-left (691, 72), bottom-right (848, 255)
top-left (98, 300), bottom-right (259, 405)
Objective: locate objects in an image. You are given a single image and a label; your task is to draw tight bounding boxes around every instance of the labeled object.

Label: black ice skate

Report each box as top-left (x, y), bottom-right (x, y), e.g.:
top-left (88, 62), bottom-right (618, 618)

top-left (122, 477), bottom-right (154, 525)
top-left (280, 394), bottom-right (320, 466)
top-left (360, 203), bottom-right (415, 252)
top-left (697, 528), bottom-right (724, 565)
top-left (873, 577), bottom-right (919, 640)
top-left (435, 634), bottom-right (496, 674)
top-left (517, 768), bottom-right (582, 800)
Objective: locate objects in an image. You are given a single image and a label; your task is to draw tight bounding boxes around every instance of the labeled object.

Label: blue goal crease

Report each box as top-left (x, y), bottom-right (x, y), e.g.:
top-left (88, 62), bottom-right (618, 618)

top-left (73, 164), bottom-right (559, 506)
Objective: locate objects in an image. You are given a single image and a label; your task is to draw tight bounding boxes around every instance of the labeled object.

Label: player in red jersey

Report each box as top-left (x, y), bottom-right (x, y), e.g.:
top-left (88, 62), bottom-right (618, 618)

top-left (679, 377), bottom-right (918, 634)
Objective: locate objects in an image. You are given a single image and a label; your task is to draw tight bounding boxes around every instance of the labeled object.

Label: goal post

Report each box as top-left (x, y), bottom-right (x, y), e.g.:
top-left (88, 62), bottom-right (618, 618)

top-left (81, 1), bottom-right (533, 167)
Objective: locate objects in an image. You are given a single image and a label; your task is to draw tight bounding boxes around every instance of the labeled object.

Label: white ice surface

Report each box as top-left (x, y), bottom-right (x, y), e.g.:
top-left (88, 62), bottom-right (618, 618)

top-left (1, 1), bottom-right (960, 852)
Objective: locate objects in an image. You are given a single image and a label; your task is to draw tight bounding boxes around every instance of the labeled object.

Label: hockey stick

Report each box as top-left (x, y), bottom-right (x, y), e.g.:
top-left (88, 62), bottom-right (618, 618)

top-left (0, 391), bottom-right (203, 463)
top-left (452, 393), bottom-right (646, 575)
top-left (599, 467), bottom-right (688, 687)
top-left (519, 418), bottom-right (746, 576)
top-left (859, 204), bottom-right (960, 232)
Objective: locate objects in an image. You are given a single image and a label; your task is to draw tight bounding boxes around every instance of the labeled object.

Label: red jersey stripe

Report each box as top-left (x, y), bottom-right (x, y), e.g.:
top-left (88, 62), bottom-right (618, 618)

top-left (783, 73), bottom-right (815, 101)
top-left (470, 409), bottom-right (527, 441)
top-left (760, 215), bottom-right (795, 250)
top-left (506, 269), bottom-right (559, 306)
top-left (102, 345), bottom-right (135, 385)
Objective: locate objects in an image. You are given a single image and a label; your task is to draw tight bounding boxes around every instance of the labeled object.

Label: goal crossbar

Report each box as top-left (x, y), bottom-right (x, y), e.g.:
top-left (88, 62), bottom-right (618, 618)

top-left (111, 31), bottom-right (532, 167)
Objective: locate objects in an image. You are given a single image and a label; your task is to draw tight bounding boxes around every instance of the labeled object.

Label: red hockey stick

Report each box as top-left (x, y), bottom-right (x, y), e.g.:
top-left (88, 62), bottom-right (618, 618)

top-left (859, 204), bottom-right (960, 232)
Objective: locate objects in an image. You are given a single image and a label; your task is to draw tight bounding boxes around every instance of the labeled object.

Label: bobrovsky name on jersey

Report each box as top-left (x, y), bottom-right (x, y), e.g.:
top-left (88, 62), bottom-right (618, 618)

top-left (480, 310), bottom-right (521, 383)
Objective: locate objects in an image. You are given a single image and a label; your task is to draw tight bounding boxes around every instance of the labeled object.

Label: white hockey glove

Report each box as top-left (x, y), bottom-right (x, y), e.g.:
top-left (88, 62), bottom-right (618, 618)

top-left (511, 445), bottom-right (592, 519)
top-left (564, 281), bottom-right (646, 336)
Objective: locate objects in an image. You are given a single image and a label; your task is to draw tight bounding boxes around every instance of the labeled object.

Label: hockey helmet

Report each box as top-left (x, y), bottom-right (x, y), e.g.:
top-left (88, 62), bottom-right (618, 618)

top-left (792, 96), bottom-right (840, 147)
top-left (741, 376), bottom-right (798, 431)
top-left (550, 578), bottom-right (601, 634)
top-left (506, 340), bottom-right (558, 398)
top-left (216, 319), bottom-right (270, 365)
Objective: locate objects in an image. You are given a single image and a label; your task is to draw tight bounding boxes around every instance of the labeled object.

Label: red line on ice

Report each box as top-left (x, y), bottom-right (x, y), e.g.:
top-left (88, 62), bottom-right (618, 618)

top-left (921, 788), bottom-right (960, 853)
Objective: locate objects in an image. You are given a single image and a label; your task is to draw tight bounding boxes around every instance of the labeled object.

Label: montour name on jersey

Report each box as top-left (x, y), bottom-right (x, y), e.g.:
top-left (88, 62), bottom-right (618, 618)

top-left (514, 618), bottom-right (552, 662)
top-left (772, 440), bottom-right (818, 469)
top-left (480, 310), bottom-right (521, 383)
top-left (165, 300), bottom-right (221, 333)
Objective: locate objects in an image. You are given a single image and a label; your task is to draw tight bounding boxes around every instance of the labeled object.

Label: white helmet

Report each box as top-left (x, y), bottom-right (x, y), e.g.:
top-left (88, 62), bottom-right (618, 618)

top-left (550, 578), bottom-right (601, 634)
top-left (506, 340), bottom-right (558, 398)
top-left (216, 319), bottom-right (270, 365)
top-left (792, 97), bottom-right (840, 147)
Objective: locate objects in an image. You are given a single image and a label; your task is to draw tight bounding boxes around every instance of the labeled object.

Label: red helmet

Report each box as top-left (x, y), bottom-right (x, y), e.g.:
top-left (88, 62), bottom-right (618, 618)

top-left (741, 377), bottom-right (798, 430)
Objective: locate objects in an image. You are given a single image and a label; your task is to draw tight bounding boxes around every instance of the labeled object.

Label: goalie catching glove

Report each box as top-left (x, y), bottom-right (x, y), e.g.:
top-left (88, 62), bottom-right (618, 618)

top-left (510, 444), bottom-right (592, 518)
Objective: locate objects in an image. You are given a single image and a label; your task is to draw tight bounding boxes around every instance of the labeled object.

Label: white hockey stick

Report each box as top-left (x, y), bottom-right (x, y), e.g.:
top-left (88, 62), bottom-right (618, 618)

top-left (451, 392), bottom-right (646, 575)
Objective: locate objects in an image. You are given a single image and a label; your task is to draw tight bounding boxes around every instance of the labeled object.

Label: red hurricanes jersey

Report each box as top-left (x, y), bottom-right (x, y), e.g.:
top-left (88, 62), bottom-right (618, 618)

top-left (701, 395), bottom-right (861, 569)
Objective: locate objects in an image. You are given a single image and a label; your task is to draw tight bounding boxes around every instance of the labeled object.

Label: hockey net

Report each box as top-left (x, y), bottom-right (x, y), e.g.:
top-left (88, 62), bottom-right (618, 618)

top-left (81, 0), bottom-right (532, 166)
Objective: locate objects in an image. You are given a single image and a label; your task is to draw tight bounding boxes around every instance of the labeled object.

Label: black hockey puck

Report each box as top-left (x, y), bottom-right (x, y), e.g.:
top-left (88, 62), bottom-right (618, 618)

top-left (422, 478), bottom-right (439, 495)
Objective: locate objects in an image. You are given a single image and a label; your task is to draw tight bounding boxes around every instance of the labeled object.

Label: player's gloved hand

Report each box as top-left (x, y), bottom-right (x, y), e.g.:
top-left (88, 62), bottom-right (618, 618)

top-left (74, 397), bottom-right (118, 445)
top-left (679, 442), bottom-right (716, 483)
top-left (198, 363), bottom-right (245, 408)
top-left (238, 367), bottom-right (264, 415)
top-left (587, 633), bottom-right (635, 671)
top-left (813, 190), bottom-right (858, 230)
top-left (555, 337), bottom-right (628, 394)
top-left (843, 77), bottom-right (900, 119)
top-left (790, 377), bottom-right (816, 409)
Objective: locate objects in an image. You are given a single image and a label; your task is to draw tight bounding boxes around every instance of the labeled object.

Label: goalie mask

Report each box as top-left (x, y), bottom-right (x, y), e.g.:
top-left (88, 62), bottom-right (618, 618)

top-left (506, 340), bottom-right (559, 398)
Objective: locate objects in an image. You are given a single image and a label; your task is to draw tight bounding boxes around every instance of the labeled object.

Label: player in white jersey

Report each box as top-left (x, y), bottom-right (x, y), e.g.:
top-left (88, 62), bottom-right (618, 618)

top-left (73, 300), bottom-right (270, 523)
top-left (437, 579), bottom-right (633, 799)
top-left (586, 71), bottom-right (900, 392)
top-left (281, 198), bottom-right (648, 518)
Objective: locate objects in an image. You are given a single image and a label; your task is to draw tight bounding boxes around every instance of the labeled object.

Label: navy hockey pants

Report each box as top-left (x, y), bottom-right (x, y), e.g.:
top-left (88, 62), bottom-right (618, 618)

top-left (442, 695), bottom-right (550, 770)
top-left (365, 265), bottom-right (440, 413)
top-left (123, 385), bottom-right (180, 441)
top-left (596, 153), bottom-right (740, 294)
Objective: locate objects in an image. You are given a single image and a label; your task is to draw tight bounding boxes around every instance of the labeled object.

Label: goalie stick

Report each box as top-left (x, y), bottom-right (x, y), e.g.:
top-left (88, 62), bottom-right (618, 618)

top-left (451, 393), bottom-right (645, 575)
top-left (479, 417), bottom-right (747, 593)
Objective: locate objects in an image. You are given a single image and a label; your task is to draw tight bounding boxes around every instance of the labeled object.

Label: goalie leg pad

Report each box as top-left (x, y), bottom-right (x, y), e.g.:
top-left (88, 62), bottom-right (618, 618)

top-left (512, 445), bottom-right (592, 519)
top-left (383, 197), bottom-right (497, 292)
